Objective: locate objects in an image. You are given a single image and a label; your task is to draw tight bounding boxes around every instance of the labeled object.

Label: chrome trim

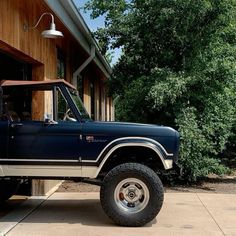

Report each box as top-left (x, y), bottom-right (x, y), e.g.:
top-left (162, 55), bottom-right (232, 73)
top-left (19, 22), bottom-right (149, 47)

top-left (94, 142), bottom-right (172, 177)
top-left (0, 159), bottom-right (79, 162)
top-left (0, 166), bottom-right (4, 176)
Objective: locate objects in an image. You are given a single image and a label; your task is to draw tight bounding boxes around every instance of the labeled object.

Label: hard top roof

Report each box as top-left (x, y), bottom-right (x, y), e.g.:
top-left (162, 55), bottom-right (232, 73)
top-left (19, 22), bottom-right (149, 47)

top-left (0, 79), bottom-right (76, 90)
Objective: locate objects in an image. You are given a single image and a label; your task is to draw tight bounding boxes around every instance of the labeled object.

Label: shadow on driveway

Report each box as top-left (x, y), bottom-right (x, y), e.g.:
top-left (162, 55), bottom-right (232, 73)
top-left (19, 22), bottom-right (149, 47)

top-left (1, 197), bottom-right (156, 228)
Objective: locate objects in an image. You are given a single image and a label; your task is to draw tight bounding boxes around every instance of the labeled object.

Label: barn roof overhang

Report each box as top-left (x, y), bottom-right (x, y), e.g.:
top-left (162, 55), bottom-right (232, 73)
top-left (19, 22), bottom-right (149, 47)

top-left (44, 0), bottom-right (112, 78)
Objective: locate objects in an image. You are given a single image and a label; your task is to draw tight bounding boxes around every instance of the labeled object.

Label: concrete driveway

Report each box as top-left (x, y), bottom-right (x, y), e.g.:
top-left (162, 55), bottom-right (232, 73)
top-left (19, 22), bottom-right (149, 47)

top-left (0, 192), bottom-right (235, 236)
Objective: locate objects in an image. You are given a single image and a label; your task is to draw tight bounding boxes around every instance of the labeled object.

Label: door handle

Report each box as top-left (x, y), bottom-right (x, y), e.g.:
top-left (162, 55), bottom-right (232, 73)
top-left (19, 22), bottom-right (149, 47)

top-left (11, 123), bottom-right (23, 128)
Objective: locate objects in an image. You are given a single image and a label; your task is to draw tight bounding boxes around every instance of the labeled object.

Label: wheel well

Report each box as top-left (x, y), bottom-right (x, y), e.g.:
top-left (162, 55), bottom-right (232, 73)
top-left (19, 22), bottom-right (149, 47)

top-left (99, 146), bottom-right (165, 176)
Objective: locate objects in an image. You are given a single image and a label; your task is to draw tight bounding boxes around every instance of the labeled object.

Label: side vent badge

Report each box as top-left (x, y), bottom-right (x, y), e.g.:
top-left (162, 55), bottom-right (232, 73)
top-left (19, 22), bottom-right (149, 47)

top-left (86, 136), bottom-right (94, 143)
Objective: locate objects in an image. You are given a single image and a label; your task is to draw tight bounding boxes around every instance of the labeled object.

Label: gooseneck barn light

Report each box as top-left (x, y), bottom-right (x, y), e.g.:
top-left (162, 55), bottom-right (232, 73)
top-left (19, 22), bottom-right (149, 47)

top-left (24, 12), bottom-right (63, 38)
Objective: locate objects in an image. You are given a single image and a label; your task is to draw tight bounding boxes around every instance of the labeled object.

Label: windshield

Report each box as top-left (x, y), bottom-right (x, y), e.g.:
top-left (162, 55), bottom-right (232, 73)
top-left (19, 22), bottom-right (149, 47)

top-left (68, 88), bottom-right (91, 120)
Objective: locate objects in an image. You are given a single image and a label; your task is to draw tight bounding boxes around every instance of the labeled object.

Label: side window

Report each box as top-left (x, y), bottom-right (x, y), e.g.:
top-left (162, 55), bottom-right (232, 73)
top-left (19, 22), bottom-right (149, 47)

top-left (57, 48), bottom-right (66, 80)
top-left (57, 89), bottom-right (68, 120)
top-left (1, 88), bottom-right (32, 122)
top-left (57, 88), bottom-right (76, 122)
top-left (77, 76), bottom-right (84, 101)
top-left (90, 81), bottom-right (95, 120)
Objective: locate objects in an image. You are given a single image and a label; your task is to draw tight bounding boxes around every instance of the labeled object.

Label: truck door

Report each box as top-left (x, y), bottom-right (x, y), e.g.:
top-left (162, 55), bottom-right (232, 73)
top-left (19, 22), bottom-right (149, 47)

top-left (7, 120), bottom-right (83, 166)
top-left (6, 86), bottom-right (83, 169)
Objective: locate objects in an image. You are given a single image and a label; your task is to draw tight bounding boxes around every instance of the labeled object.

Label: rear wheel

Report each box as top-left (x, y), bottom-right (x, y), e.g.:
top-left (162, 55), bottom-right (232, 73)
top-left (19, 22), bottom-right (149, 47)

top-left (0, 179), bottom-right (20, 203)
top-left (100, 163), bottom-right (164, 226)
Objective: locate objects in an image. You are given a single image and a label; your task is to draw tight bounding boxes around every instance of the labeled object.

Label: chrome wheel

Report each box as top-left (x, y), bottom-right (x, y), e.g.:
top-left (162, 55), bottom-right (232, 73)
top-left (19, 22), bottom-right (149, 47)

top-left (114, 178), bottom-right (150, 213)
top-left (101, 163), bottom-right (164, 226)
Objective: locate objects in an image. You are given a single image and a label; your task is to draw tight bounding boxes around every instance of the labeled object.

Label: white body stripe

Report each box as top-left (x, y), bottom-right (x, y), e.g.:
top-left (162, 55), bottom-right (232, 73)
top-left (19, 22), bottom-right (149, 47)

top-left (0, 160), bottom-right (173, 178)
top-left (0, 165), bottom-right (82, 177)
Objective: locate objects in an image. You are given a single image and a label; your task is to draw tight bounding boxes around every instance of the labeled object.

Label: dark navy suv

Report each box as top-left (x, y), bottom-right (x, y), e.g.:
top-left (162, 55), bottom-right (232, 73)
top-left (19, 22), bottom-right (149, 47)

top-left (0, 79), bottom-right (179, 226)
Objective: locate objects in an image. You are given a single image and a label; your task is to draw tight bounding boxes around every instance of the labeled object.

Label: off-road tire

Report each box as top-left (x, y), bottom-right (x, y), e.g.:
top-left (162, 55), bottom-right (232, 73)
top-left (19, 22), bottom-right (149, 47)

top-left (0, 179), bottom-right (20, 203)
top-left (100, 163), bottom-right (164, 226)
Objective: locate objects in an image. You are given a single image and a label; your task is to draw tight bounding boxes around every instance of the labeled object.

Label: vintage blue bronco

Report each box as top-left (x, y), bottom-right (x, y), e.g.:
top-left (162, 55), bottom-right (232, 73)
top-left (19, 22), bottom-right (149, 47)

top-left (0, 79), bottom-right (180, 226)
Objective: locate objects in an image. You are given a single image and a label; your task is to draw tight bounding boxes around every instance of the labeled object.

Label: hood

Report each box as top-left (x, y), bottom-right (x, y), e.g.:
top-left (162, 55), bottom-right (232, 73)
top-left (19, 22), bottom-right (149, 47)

top-left (83, 121), bottom-right (177, 137)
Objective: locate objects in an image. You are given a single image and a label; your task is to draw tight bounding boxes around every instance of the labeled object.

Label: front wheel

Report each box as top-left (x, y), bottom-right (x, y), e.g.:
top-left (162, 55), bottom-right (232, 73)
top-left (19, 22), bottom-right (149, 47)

top-left (100, 163), bottom-right (164, 226)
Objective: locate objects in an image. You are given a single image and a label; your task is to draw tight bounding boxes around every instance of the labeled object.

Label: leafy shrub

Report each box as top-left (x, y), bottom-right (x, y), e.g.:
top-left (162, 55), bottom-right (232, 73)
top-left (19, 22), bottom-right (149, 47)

top-left (86, 0), bottom-right (236, 181)
top-left (176, 107), bottom-right (230, 181)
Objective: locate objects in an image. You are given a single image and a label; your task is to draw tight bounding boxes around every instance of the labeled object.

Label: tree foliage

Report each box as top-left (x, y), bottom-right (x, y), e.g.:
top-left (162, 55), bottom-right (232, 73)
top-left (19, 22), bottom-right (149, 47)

top-left (85, 0), bottom-right (236, 181)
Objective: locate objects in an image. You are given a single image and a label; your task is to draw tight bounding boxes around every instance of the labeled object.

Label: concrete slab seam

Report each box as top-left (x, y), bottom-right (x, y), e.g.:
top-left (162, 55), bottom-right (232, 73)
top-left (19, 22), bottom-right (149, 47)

top-left (196, 193), bottom-right (226, 236)
top-left (0, 192), bottom-right (55, 236)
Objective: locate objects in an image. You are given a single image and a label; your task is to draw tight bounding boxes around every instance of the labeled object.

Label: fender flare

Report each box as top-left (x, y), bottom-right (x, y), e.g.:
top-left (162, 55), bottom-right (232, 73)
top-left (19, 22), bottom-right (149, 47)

top-left (85, 137), bottom-right (174, 177)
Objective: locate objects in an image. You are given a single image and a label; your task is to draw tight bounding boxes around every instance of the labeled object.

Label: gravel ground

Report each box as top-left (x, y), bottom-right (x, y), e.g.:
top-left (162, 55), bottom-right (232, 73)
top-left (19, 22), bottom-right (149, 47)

top-left (165, 176), bottom-right (236, 194)
top-left (57, 174), bottom-right (236, 194)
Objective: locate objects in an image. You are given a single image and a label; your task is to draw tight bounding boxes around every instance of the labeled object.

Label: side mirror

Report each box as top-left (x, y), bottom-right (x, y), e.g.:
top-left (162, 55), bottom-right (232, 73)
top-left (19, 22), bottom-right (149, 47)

top-left (44, 118), bottom-right (58, 125)
top-left (44, 113), bottom-right (57, 125)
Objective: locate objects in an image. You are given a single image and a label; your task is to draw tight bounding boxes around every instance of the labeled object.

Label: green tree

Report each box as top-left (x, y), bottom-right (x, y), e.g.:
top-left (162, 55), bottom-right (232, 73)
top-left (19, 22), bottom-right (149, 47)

top-left (85, 0), bottom-right (236, 181)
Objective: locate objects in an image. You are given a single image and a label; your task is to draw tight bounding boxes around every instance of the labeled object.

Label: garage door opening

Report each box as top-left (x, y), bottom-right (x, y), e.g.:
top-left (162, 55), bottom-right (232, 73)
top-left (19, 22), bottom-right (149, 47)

top-left (0, 51), bottom-right (32, 121)
top-left (0, 51), bottom-right (32, 81)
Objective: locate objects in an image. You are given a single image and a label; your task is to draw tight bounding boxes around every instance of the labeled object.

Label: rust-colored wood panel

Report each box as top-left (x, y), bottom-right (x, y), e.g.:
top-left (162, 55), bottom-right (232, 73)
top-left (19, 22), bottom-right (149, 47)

top-left (0, 40), bottom-right (40, 64)
top-left (83, 75), bottom-right (91, 115)
top-left (0, 0), bottom-right (57, 80)
top-left (32, 65), bottom-right (45, 120)
top-left (94, 79), bottom-right (100, 120)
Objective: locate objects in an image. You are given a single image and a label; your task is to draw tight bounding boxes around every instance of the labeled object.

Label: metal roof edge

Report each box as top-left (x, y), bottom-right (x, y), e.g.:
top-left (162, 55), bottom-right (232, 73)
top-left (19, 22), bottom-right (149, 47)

top-left (44, 0), bottom-right (112, 77)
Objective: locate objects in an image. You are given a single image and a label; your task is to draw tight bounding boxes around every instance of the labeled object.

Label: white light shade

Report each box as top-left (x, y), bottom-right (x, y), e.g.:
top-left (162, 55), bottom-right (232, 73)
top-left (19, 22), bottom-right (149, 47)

top-left (41, 22), bottom-right (63, 38)
top-left (25, 13), bottom-right (64, 39)
top-left (42, 29), bottom-right (63, 38)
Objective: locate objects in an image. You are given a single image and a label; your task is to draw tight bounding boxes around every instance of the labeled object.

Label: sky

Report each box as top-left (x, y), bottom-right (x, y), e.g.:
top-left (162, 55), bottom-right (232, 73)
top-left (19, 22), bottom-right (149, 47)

top-left (73, 0), bottom-right (121, 65)
top-left (73, 0), bottom-right (105, 31)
